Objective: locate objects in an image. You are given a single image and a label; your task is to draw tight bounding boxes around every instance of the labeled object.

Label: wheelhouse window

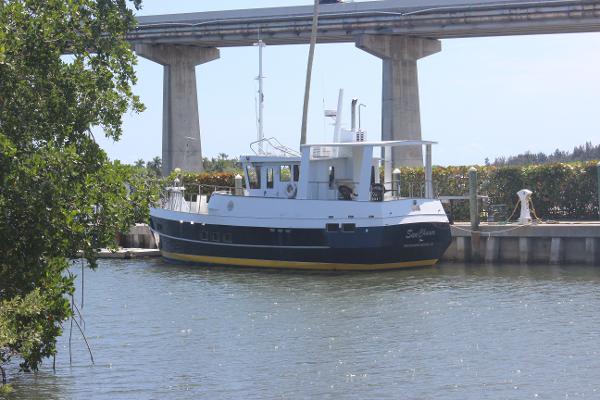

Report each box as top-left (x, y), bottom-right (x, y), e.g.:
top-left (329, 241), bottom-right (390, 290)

top-left (267, 168), bottom-right (274, 189)
top-left (328, 166), bottom-right (335, 189)
top-left (247, 165), bottom-right (261, 189)
top-left (280, 165), bottom-right (291, 182)
top-left (293, 165), bottom-right (300, 182)
top-left (370, 166), bottom-right (375, 185)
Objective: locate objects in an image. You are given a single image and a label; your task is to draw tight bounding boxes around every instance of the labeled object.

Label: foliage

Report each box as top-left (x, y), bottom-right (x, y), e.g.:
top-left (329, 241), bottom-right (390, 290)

top-left (118, 162), bottom-right (164, 224)
top-left (202, 153), bottom-right (241, 173)
top-left (0, 0), bottom-right (144, 382)
top-left (171, 161), bottom-right (599, 221)
top-left (397, 161), bottom-right (599, 221)
top-left (133, 156), bottom-right (162, 178)
top-left (146, 156), bottom-right (162, 177)
top-left (493, 141), bottom-right (600, 166)
top-left (0, 383), bottom-right (13, 395)
top-left (0, 288), bottom-right (68, 373)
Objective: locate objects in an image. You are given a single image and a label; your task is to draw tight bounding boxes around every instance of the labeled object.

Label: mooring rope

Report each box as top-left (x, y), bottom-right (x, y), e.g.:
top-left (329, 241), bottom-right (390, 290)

top-left (453, 195), bottom-right (547, 237)
top-left (451, 223), bottom-right (527, 237)
top-left (505, 199), bottom-right (521, 223)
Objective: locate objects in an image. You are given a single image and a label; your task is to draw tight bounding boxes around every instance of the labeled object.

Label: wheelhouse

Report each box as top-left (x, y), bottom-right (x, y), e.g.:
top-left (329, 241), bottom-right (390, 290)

top-left (240, 139), bottom-right (436, 202)
top-left (241, 155), bottom-right (302, 199)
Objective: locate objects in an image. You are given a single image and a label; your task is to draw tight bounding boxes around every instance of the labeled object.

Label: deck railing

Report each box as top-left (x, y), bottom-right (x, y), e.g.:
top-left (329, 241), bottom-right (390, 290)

top-left (159, 183), bottom-right (238, 213)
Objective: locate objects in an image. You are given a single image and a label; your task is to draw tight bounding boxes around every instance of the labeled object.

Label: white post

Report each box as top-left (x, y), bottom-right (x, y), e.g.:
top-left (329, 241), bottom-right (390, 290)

top-left (425, 144), bottom-right (433, 198)
top-left (296, 146), bottom-right (312, 199)
top-left (234, 174), bottom-right (243, 196)
top-left (384, 146), bottom-right (392, 191)
top-left (357, 145), bottom-right (373, 201)
top-left (393, 168), bottom-right (401, 198)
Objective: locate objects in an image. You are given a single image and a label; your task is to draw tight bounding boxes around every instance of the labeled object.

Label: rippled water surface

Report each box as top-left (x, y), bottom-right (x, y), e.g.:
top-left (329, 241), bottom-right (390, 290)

top-left (5, 260), bottom-right (600, 399)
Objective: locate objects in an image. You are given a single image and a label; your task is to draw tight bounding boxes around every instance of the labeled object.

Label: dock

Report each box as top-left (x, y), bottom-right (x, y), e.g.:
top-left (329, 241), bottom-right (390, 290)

top-left (96, 248), bottom-right (161, 259)
top-left (444, 222), bottom-right (600, 265)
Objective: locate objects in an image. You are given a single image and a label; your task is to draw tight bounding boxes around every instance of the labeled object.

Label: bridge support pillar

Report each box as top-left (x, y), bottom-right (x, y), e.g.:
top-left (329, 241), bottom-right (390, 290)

top-left (135, 44), bottom-right (220, 175)
top-left (356, 36), bottom-right (441, 167)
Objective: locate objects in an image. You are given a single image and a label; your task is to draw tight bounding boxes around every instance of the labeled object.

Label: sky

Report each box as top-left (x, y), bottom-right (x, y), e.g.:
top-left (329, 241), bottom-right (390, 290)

top-left (95, 0), bottom-right (600, 166)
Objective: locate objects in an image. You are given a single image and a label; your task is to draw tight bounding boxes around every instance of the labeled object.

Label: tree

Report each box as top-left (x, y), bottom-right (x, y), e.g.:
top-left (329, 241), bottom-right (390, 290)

top-left (202, 154), bottom-right (241, 173)
top-left (492, 142), bottom-right (600, 166)
top-left (146, 156), bottom-right (162, 177)
top-left (0, 0), bottom-right (146, 384)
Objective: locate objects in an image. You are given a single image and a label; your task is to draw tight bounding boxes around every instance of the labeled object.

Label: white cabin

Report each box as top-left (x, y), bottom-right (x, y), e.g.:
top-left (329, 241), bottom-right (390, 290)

top-left (241, 155), bottom-right (302, 199)
top-left (240, 139), bottom-right (436, 202)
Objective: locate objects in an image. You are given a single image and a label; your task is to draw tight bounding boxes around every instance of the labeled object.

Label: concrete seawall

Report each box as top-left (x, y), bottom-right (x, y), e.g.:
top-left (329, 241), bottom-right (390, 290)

top-left (118, 223), bottom-right (158, 249)
top-left (444, 222), bottom-right (600, 266)
top-left (115, 223), bottom-right (600, 266)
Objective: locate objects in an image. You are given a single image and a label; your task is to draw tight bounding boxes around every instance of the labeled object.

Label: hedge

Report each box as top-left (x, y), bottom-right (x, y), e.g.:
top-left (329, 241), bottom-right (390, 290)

top-left (402, 162), bottom-right (600, 221)
top-left (176, 162), bottom-right (599, 221)
top-left (179, 171), bottom-right (238, 190)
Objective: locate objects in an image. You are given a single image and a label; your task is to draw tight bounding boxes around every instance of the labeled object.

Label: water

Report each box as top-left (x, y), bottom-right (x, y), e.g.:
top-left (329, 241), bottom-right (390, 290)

top-left (5, 260), bottom-right (600, 399)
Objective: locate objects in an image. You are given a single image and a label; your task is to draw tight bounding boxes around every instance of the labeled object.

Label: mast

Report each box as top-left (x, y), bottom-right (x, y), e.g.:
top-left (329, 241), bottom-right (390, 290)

top-left (254, 39), bottom-right (266, 154)
top-left (300, 0), bottom-right (320, 146)
top-left (333, 89), bottom-right (344, 143)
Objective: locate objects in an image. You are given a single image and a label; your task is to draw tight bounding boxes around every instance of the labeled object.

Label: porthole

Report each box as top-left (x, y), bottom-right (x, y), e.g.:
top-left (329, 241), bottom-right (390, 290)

top-left (341, 223), bottom-right (356, 233)
top-left (326, 223), bottom-right (339, 232)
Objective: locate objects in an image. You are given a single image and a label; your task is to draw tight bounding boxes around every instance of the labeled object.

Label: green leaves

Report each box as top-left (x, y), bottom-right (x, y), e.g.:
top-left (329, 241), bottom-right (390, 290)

top-left (0, 278), bottom-right (70, 372)
top-left (0, 0), bottom-right (145, 379)
top-left (0, 0), bottom-right (144, 147)
top-left (397, 162), bottom-right (599, 221)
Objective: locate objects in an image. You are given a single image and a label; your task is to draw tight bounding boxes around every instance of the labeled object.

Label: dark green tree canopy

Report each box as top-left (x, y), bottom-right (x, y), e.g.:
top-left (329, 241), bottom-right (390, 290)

top-left (0, 0), bottom-right (143, 146)
top-left (0, 0), bottom-right (151, 379)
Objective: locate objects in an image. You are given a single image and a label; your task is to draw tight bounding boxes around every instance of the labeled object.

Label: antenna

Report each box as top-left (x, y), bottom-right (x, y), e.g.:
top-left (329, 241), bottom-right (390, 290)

top-left (254, 38), bottom-right (266, 154)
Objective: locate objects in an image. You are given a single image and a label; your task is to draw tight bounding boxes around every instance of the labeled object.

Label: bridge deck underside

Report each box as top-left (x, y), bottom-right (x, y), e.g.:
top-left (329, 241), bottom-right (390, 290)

top-left (130, 0), bottom-right (600, 47)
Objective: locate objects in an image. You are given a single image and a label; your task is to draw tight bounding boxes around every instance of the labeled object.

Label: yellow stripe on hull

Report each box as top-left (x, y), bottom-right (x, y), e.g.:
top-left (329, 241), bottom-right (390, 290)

top-left (161, 251), bottom-right (438, 271)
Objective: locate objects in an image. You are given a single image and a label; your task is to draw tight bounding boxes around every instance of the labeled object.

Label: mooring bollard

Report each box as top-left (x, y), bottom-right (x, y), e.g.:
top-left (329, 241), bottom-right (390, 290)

top-left (469, 167), bottom-right (479, 230)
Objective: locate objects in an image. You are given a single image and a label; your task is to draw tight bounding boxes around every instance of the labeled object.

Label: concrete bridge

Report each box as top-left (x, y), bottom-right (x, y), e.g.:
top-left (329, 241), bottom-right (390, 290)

top-left (129, 0), bottom-right (600, 173)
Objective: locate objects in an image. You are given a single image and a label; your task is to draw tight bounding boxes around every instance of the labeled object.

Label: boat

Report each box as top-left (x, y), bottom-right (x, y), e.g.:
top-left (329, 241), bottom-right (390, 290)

top-left (149, 6), bottom-right (451, 271)
top-left (149, 96), bottom-right (452, 271)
